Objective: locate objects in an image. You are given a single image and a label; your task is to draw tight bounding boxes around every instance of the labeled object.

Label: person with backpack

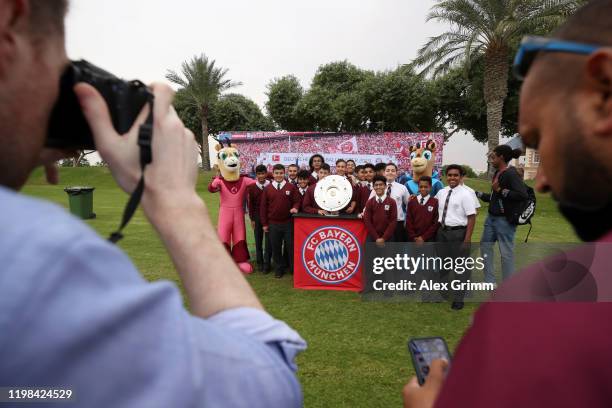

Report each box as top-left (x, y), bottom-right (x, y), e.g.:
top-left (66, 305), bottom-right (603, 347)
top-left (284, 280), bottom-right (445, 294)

top-left (476, 145), bottom-right (529, 284)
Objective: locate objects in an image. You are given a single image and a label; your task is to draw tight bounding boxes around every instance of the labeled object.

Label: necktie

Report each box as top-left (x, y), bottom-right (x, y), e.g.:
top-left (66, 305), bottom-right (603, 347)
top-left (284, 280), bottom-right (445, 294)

top-left (440, 189), bottom-right (453, 227)
top-left (378, 198), bottom-right (383, 204)
top-left (387, 183), bottom-right (392, 197)
top-left (277, 182), bottom-right (281, 190)
top-left (420, 197), bottom-right (424, 205)
top-left (368, 182), bottom-right (373, 191)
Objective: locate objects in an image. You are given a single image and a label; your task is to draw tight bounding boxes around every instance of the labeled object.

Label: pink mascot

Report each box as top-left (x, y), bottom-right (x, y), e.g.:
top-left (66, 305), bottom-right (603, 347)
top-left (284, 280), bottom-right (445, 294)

top-left (208, 138), bottom-right (255, 274)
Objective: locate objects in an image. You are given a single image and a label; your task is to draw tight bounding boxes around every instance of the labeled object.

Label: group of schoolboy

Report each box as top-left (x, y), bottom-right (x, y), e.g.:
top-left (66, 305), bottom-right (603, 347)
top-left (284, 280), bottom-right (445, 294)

top-left (247, 155), bottom-right (478, 308)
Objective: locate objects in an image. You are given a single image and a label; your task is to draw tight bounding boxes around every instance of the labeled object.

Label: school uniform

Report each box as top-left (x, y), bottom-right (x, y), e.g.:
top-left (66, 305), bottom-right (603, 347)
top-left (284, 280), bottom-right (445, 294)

top-left (287, 177), bottom-right (299, 187)
top-left (369, 181), bottom-right (410, 241)
top-left (434, 185), bottom-right (477, 305)
top-left (260, 180), bottom-right (301, 277)
top-left (247, 180), bottom-right (271, 271)
top-left (301, 184), bottom-right (320, 214)
top-left (308, 171), bottom-right (318, 186)
top-left (406, 194), bottom-right (439, 242)
top-left (357, 181), bottom-right (373, 213)
top-left (296, 185), bottom-right (308, 212)
top-left (363, 194), bottom-right (397, 242)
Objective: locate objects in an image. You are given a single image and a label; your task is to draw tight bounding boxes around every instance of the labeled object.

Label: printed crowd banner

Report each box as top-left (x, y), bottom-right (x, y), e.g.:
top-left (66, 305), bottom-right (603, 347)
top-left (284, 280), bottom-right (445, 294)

top-left (219, 132), bottom-right (445, 175)
top-left (293, 215), bottom-right (368, 292)
top-left (257, 152), bottom-right (395, 169)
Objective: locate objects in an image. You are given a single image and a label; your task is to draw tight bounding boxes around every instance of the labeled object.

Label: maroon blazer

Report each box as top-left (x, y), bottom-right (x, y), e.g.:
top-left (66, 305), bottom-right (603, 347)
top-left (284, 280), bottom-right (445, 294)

top-left (363, 195), bottom-right (397, 240)
top-left (260, 182), bottom-right (300, 225)
top-left (406, 196), bottom-right (439, 241)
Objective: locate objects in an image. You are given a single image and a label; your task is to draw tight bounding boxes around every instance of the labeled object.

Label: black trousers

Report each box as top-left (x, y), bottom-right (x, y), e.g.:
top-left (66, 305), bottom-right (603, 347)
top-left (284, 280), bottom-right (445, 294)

top-left (253, 215), bottom-right (271, 267)
top-left (435, 227), bottom-right (471, 303)
top-left (394, 219), bottom-right (408, 242)
top-left (269, 223), bottom-right (292, 273)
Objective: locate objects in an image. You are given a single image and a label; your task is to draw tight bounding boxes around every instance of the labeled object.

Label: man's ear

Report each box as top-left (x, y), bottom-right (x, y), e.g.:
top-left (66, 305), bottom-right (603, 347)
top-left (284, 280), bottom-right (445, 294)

top-left (586, 49), bottom-right (612, 137)
top-left (0, 0), bottom-right (29, 77)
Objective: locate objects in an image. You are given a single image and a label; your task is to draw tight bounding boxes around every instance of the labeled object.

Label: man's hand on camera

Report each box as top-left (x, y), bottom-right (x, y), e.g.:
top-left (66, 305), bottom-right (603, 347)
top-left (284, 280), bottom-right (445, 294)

top-left (403, 359), bottom-right (448, 408)
top-left (75, 82), bottom-right (200, 219)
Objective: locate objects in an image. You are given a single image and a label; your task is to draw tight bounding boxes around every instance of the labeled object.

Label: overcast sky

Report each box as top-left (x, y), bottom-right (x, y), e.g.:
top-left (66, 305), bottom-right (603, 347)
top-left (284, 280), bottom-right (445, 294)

top-left (65, 0), bottom-right (504, 171)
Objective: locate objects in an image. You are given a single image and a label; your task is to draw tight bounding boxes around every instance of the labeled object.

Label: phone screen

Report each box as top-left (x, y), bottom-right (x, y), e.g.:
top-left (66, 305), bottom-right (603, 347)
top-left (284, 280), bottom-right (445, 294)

top-left (408, 337), bottom-right (451, 385)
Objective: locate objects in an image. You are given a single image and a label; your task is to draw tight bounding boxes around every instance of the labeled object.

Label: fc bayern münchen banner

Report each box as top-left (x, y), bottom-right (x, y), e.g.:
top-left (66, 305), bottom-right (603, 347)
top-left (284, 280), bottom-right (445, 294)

top-left (219, 132), bottom-right (445, 175)
top-left (257, 152), bottom-right (395, 168)
top-left (293, 216), bottom-right (368, 292)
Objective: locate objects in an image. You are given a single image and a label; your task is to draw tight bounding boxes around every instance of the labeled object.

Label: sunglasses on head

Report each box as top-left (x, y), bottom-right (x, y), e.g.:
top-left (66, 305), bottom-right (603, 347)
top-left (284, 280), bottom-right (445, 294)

top-left (513, 35), bottom-right (601, 80)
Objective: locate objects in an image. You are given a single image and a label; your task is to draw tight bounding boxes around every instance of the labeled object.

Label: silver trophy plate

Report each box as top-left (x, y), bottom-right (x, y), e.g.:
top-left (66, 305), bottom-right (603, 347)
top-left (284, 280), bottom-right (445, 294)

top-left (314, 175), bottom-right (352, 212)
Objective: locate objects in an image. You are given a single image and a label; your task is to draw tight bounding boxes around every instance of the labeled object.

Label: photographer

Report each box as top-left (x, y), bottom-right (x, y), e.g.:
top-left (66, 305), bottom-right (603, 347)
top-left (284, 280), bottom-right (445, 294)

top-left (476, 145), bottom-right (528, 283)
top-left (0, 1), bottom-right (305, 407)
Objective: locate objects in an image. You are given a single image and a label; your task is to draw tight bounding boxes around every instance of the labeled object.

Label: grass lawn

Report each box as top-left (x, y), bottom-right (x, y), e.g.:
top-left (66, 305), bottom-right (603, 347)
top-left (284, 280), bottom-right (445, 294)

top-left (22, 167), bottom-right (578, 407)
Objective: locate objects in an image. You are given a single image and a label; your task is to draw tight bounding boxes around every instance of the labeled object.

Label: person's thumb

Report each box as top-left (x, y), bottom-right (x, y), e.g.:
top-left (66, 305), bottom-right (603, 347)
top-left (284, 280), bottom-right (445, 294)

top-left (424, 359), bottom-right (449, 392)
top-left (74, 83), bottom-right (116, 153)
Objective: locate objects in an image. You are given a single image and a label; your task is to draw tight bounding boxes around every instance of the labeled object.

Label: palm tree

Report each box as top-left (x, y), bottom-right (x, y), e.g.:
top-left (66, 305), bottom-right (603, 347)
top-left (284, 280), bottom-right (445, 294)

top-left (413, 0), bottom-right (579, 174)
top-left (166, 54), bottom-right (241, 170)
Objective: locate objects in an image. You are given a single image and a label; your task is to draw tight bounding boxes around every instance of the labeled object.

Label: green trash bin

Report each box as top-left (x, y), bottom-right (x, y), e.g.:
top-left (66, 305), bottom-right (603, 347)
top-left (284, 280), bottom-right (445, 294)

top-left (64, 186), bottom-right (96, 219)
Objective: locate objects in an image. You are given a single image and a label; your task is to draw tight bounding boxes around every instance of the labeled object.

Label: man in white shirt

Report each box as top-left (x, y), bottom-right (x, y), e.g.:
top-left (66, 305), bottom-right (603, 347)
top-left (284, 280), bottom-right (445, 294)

top-left (369, 163), bottom-right (411, 241)
top-left (434, 165), bottom-right (477, 310)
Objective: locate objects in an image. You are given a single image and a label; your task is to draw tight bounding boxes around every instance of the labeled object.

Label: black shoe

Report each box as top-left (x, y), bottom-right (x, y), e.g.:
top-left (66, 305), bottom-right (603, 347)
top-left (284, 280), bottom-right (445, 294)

top-left (451, 301), bottom-right (464, 310)
top-left (275, 270), bottom-right (284, 279)
top-left (263, 264), bottom-right (271, 274)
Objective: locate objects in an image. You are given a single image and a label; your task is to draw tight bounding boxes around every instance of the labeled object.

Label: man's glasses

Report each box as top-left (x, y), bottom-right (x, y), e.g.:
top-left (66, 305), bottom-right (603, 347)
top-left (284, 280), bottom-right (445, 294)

top-left (513, 35), bottom-right (601, 80)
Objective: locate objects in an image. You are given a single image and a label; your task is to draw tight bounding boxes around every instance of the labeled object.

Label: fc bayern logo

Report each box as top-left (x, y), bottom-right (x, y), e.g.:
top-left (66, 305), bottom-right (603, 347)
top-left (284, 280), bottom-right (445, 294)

top-left (302, 226), bottom-right (361, 284)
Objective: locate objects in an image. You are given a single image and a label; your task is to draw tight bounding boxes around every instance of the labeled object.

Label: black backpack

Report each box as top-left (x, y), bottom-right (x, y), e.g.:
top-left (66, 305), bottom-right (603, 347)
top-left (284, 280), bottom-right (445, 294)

top-left (510, 184), bottom-right (536, 242)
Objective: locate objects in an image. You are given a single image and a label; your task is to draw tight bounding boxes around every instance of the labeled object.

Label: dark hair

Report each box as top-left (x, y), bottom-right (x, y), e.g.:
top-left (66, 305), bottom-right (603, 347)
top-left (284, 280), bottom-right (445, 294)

top-left (336, 159), bottom-right (346, 165)
top-left (373, 175), bottom-right (387, 185)
top-left (272, 164), bottom-right (285, 172)
top-left (31, 0), bottom-right (68, 36)
top-left (364, 163), bottom-right (375, 171)
top-left (418, 176), bottom-right (432, 186)
top-left (385, 162), bottom-right (398, 171)
top-left (297, 170), bottom-right (310, 180)
top-left (288, 163), bottom-right (298, 169)
top-left (445, 164), bottom-right (465, 177)
top-left (355, 165), bottom-right (364, 172)
top-left (374, 163), bottom-right (386, 172)
top-left (493, 145), bottom-right (522, 163)
top-left (319, 163), bottom-right (331, 172)
top-left (255, 164), bottom-right (267, 174)
top-left (554, 0), bottom-right (612, 46)
top-left (308, 154), bottom-right (325, 171)
top-left (346, 159), bottom-right (356, 165)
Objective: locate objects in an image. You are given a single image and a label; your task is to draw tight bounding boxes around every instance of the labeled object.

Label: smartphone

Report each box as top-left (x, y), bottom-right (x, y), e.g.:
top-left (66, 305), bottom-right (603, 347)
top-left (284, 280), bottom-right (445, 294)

top-left (408, 337), bottom-right (451, 385)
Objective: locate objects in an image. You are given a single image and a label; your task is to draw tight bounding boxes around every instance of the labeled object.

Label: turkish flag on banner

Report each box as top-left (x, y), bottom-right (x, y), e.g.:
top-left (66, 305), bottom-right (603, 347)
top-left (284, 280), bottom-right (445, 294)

top-left (293, 215), bottom-right (367, 292)
top-left (335, 136), bottom-right (358, 154)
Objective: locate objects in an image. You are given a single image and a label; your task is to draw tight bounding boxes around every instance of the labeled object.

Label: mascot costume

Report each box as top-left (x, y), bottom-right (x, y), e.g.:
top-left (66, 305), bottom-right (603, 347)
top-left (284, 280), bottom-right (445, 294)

top-left (208, 138), bottom-right (255, 274)
top-left (404, 140), bottom-right (444, 196)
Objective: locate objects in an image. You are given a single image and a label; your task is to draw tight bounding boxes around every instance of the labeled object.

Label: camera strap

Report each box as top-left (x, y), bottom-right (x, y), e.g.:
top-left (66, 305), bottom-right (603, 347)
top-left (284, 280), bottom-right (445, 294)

top-left (108, 95), bottom-right (154, 244)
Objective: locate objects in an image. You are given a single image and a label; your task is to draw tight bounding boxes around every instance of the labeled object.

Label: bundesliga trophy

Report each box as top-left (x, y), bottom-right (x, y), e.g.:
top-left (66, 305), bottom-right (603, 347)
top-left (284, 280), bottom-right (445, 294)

top-left (314, 175), bottom-right (353, 216)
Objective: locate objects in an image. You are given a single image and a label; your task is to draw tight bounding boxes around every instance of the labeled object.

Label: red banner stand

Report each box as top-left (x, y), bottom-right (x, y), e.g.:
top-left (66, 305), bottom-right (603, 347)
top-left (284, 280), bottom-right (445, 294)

top-left (293, 214), bottom-right (367, 292)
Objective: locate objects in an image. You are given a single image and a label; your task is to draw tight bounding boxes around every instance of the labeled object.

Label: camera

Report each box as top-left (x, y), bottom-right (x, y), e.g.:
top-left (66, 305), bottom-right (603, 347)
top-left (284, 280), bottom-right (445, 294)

top-left (46, 60), bottom-right (152, 150)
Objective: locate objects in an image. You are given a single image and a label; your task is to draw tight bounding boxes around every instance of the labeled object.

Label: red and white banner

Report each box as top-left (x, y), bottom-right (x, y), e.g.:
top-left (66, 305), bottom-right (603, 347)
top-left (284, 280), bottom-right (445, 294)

top-left (293, 216), bottom-right (368, 292)
top-left (221, 132), bottom-right (445, 175)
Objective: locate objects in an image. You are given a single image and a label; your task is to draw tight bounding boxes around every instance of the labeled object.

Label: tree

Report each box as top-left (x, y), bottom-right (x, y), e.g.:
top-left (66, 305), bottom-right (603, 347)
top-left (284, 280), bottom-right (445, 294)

top-left (432, 55), bottom-right (521, 142)
top-left (360, 65), bottom-right (441, 133)
top-left (208, 93), bottom-right (275, 134)
top-left (166, 54), bottom-right (241, 170)
top-left (265, 75), bottom-right (303, 131)
top-left (413, 0), bottom-right (579, 173)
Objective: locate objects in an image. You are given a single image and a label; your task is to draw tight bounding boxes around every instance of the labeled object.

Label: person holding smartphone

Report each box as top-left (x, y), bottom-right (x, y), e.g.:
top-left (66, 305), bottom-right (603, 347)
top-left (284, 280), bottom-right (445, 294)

top-left (403, 2), bottom-right (612, 407)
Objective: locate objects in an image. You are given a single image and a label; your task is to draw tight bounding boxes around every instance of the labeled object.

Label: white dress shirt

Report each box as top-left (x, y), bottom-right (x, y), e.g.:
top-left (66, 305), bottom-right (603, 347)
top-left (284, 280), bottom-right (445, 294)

top-left (435, 185), bottom-right (477, 227)
top-left (256, 180), bottom-right (270, 190)
top-left (462, 184), bottom-right (481, 209)
top-left (273, 180), bottom-right (286, 190)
